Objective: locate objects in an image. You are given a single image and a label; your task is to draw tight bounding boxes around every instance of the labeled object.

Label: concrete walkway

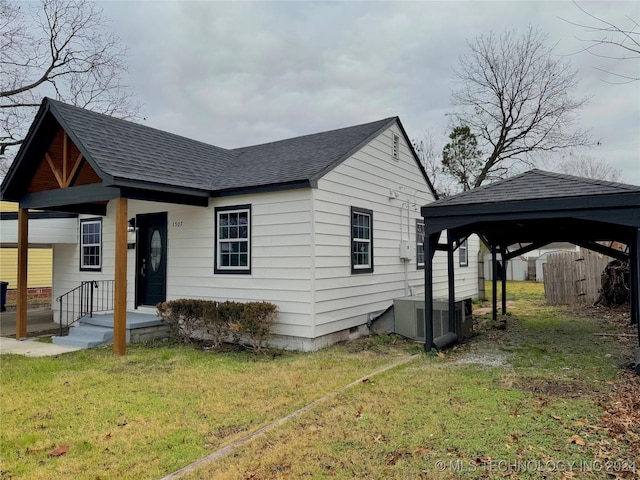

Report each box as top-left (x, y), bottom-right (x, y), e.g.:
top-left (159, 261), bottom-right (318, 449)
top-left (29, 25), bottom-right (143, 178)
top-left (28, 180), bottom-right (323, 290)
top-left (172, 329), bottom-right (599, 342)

top-left (0, 308), bottom-right (59, 337)
top-left (0, 336), bottom-right (82, 356)
top-left (0, 308), bottom-right (81, 356)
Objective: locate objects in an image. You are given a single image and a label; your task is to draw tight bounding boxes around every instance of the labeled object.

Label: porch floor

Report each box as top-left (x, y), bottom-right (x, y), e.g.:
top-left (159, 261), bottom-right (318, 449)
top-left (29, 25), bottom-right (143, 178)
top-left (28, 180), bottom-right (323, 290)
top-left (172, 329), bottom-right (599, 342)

top-left (82, 310), bottom-right (164, 329)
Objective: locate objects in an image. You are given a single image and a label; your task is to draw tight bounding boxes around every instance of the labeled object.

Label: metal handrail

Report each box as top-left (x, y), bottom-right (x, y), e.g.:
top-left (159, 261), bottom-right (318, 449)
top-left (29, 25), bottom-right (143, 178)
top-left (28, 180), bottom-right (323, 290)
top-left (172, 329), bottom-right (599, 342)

top-left (56, 280), bottom-right (115, 336)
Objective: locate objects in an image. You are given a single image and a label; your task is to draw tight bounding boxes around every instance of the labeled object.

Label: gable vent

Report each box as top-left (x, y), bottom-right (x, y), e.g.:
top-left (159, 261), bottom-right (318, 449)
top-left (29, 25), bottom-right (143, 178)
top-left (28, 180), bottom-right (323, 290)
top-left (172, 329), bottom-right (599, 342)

top-left (392, 134), bottom-right (399, 160)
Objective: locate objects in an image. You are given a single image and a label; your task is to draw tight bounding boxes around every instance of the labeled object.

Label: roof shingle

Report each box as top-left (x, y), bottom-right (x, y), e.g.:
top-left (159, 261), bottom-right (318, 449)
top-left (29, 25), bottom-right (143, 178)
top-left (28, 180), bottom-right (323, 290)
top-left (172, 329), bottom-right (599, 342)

top-left (47, 98), bottom-right (396, 193)
top-left (426, 169), bottom-right (640, 209)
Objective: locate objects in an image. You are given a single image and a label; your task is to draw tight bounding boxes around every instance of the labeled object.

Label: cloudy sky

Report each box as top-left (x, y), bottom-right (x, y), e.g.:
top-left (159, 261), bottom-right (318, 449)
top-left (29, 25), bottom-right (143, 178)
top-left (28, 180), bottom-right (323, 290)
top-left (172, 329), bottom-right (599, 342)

top-left (98, 1), bottom-right (639, 185)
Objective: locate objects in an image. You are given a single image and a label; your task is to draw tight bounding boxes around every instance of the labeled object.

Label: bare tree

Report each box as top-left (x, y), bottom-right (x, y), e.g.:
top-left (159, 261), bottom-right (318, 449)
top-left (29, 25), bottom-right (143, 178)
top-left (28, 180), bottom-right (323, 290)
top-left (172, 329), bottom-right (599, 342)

top-left (555, 154), bottom-right (622, 182)
top-left (451, 26), bottom-right (591, 189)
top-left (412, 130), bottom-right (456, 197)
top-left (0, 0), bottom-right (138, 166)
top-left (562, 1), bottom-right (640, 83)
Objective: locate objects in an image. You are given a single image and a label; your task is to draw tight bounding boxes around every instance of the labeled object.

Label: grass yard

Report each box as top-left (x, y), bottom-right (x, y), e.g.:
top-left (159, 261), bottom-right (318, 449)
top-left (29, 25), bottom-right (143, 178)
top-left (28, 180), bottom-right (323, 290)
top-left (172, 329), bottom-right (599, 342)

top-left (1, 281), bottom-right (639, 479)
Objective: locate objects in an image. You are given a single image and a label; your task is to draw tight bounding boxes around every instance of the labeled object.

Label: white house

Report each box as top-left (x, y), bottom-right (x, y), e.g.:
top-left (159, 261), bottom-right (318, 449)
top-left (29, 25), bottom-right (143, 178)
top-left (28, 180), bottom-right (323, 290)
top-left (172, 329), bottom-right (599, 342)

top-left (1, 98), bottom-right (478, 351)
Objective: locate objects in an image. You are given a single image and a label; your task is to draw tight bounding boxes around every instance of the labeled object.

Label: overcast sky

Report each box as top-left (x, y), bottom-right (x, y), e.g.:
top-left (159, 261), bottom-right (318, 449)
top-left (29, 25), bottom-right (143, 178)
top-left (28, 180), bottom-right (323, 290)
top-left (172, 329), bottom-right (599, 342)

top-left (100, 1), bottom-right (640, 185)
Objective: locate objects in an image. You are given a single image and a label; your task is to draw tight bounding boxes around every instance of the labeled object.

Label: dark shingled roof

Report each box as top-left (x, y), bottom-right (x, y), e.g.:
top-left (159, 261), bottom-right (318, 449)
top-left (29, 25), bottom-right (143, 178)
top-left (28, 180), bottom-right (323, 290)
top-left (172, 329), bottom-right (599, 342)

top-left (48, 99), bottom-right (234, 191)
top-left (425, 169), bottom-right (640, 209)
top-left (45, 98), bottom-right (398, 193)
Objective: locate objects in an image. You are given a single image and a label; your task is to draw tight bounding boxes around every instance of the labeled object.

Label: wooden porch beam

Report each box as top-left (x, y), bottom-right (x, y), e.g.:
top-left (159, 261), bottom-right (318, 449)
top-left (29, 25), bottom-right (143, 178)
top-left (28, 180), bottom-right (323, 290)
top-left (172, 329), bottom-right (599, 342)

top-left (16, 209), bottom-right (28, 339)
top-left (113, 198), bottom-right (128, 356)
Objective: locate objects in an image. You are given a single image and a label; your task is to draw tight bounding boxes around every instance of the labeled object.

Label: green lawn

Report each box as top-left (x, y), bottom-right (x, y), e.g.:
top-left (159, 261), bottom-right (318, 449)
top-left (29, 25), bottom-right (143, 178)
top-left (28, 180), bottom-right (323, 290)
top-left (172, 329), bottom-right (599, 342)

top-left (1, 281), bottom-right (638, 479)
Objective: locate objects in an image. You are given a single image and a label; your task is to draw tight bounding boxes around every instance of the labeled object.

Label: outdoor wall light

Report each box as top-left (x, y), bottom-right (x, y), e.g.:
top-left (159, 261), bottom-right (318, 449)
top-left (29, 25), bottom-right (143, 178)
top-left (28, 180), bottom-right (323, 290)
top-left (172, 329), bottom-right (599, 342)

top-left (127, 217), bottom-right (136, 246)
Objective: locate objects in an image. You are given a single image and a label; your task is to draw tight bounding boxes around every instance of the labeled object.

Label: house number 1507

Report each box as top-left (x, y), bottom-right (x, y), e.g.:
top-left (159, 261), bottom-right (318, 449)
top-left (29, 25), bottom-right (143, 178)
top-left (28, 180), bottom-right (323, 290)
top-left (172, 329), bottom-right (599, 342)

top-left (172, 221), bottom-right (183, 228)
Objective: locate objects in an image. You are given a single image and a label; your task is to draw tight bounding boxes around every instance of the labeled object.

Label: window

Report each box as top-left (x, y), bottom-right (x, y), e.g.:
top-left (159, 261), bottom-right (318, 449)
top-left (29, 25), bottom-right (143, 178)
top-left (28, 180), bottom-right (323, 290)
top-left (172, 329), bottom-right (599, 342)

top-left (80, 218), bottom-right (102, 271)
top-left (459, 238), bottom-right (469, 267)
top-left (215, 205), bottom-right (251, 274)
top-left (392, 134), bottom-right (399, 160)
top-left (351, 207), bottom-right (373, 274)
top-left (416, 220), bottom-right (425, 269)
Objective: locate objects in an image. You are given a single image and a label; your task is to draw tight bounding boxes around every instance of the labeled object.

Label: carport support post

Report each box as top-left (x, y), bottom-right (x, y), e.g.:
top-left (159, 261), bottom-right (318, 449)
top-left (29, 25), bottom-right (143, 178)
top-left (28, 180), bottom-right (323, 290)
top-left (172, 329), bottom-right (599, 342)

top-left (424, 233), bottom-right (437, 352)
top-left (113, 198), bottom-right (128, 356)
top-left (447, 232), bottom-right (456, 334)
top-left (501, 253), bottom-right (507, 315)
top-left (491, 245), bottom-right (498, 321)
top-left (16, 208), bottom-right (29, 339)
top-left (631, 228), bottom-right (640, 375)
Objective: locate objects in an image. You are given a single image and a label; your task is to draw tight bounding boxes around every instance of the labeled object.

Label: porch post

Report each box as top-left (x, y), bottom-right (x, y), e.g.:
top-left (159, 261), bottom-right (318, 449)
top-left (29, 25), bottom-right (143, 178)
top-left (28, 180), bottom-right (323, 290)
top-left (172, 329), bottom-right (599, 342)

top-left (16, 208), bottom-right (29, 339)
top-left (113, 198), bottom-right (128, 355)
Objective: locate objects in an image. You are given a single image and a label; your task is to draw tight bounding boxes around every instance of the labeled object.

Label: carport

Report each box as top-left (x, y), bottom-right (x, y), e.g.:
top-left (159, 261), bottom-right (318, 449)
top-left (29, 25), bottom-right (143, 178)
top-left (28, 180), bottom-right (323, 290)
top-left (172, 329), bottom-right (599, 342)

top-left (420, 170), bottom-right (640, 374)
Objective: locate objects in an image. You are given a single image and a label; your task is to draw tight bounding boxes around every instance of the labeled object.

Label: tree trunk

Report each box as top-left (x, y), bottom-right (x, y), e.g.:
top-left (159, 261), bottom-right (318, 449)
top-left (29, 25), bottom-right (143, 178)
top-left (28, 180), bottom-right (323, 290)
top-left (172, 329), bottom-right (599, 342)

top-left (594, 260), bottom-right (630, 307)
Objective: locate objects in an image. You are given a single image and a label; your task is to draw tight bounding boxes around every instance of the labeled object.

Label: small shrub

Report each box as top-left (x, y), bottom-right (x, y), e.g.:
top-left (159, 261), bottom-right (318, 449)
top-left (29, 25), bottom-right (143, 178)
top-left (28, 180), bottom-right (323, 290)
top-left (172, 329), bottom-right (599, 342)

top-left (229, 301), bottom-right (278, 352)
top-left (157, 299), bottom-right (278, 351)
top-left (200, 301), bottom-right (229, 350)
top-left (157, 299), bottom-right (205, 343)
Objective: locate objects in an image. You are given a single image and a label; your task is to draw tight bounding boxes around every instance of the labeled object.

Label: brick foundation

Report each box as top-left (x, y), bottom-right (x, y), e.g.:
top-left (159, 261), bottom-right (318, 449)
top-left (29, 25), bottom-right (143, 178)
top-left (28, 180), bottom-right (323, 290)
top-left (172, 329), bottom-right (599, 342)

top-left (6, 287), bottom-right (52, 302)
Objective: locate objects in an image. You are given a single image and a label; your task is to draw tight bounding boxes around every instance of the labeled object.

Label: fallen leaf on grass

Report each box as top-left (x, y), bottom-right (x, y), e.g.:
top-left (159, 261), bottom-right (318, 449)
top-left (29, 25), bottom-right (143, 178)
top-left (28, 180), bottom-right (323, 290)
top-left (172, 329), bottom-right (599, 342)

top-left (49, 445), bottom-right (68, 457)
top-left (437, 352), bottom-right (446, 359)
top-left (473, 456), bottom-right (491, 466)
top-left (566, 435), bottom-right (585, 446)
top-left (551, 415), bottom-right (562, 420)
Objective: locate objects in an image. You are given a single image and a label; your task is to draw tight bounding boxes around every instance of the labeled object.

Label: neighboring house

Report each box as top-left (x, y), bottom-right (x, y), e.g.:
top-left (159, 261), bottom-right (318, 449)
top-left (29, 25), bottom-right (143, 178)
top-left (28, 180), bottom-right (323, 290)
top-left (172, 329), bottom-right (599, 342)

top-left (0, 200), bottom-right (77, 301)
top-left (1, 98), bottom-right (478, 350)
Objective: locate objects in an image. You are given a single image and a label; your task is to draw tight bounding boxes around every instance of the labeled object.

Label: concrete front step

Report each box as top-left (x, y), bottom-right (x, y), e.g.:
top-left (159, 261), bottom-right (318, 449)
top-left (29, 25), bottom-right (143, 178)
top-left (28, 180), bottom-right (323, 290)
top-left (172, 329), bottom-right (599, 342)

top-left (51, 311), bottom-right (170, 349)
top-left (52, 324), bottom-right (113, 348)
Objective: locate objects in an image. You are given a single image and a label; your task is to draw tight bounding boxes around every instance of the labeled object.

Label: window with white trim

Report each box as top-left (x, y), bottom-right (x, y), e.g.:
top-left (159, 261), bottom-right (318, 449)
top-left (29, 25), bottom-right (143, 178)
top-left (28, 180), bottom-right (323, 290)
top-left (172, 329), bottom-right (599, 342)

top-left (80, 218), bottom-right (102, 271)
top-left (416, 220), bottom-right (425, 269)
top-left (459, 238), bottom-right (469, 267)
top-left (215, 205), bottom-right (251, 274)
top-left (392, 134), bottom-right (399, 160)
top-left (351, 206), bottom-right (373, 274)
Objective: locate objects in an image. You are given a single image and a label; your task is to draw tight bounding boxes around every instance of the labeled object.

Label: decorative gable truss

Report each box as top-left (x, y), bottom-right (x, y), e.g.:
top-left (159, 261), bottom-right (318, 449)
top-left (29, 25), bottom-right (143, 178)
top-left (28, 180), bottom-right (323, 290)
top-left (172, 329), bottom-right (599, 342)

top-left (28, 129), bottom-right (101, 193)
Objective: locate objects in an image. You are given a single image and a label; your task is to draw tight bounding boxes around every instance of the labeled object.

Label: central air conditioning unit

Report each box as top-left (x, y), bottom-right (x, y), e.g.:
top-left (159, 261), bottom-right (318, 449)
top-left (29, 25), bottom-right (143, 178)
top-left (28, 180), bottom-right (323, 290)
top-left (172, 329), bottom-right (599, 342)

top-left (392, 296), bottom-right (473, 342)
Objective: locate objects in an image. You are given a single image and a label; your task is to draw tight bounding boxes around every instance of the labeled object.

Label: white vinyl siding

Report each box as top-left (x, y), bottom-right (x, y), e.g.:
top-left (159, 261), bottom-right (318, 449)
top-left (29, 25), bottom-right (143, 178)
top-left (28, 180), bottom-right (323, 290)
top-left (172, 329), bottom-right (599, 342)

top-left (312, 125), bottom-right (479, 336)
top-left (52, 192), bottom-right (316, 341)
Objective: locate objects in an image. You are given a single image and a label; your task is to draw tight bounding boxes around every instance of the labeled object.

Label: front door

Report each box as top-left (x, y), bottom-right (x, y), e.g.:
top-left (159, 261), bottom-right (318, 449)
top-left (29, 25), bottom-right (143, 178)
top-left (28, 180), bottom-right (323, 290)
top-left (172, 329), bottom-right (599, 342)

top-left (136, 212), bottom-right (167, 307)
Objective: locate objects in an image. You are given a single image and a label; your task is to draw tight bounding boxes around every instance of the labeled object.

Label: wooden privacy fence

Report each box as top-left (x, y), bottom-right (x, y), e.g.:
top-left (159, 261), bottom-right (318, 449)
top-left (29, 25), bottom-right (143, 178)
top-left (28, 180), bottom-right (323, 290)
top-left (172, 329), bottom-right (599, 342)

top-left (543, 250), bottom-right (612, 305)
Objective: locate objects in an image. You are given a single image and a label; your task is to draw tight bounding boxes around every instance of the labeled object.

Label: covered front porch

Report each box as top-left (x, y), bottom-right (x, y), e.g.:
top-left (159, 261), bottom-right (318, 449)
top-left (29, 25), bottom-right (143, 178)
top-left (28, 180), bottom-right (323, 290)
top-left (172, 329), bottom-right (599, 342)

top-left (1, 98), bottom-right (210, 355)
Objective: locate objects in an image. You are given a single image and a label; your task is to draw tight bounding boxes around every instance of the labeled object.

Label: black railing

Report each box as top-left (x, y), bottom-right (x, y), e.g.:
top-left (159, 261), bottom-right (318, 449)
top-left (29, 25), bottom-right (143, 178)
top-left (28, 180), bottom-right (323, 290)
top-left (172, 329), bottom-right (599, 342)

top-left (56, 280), bottom-right (115, 335)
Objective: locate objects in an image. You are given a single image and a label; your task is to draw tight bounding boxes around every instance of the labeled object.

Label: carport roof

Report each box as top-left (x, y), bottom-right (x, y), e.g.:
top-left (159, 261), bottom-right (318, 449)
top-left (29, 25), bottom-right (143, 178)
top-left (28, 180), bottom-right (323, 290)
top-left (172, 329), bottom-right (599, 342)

top-left (420, 169), bottom-right (640, 253)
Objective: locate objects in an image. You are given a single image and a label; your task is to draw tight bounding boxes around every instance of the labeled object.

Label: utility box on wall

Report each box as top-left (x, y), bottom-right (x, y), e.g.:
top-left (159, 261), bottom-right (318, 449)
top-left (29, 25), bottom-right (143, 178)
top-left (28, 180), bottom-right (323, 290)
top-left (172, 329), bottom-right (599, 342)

top-left (399, 241), bottom-right (414, 260)
top-left (393, 296), bottom-right (473, 342)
